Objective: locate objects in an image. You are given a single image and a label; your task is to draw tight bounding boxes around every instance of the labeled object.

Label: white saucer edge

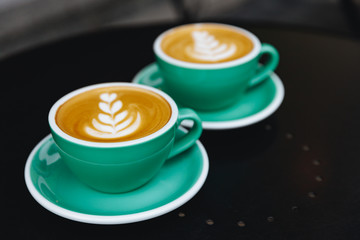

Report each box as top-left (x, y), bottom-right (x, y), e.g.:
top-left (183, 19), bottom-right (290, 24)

top-left (24, 128), bottom-right (209, 225)
top-left (132, 63), bottom-right (285, 130)
top-left (181, 72), bottom-right (285, 129)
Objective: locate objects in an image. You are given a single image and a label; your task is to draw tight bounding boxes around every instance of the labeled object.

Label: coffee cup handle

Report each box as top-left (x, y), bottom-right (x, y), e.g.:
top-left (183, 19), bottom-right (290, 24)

top-left (168, 108), bottom-right (203, 159)
top-left (248, 43), bottom-right (279, 88)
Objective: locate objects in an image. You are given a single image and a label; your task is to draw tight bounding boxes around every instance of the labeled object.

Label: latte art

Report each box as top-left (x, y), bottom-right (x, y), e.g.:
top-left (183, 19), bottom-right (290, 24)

top-left (160, 23), bottom-right (254, 64)
top-left (55, 86), bottom-right (171, 143)
top-left (187, 31), bottom-right (236, 62)
top-left (84, 93), bottom-right (141, 139)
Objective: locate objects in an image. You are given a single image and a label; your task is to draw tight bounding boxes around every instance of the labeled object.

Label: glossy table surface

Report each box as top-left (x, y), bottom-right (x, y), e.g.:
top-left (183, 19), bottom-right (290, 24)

top-left (2, 22), bottom-right (360, 239)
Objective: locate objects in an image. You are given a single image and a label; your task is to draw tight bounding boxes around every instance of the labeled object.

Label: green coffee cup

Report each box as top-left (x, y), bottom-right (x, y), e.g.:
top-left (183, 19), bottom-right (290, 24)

top-left (48, 83), bottom-right (202, 193)
top-left (154, 23), bottom-right (279, 111)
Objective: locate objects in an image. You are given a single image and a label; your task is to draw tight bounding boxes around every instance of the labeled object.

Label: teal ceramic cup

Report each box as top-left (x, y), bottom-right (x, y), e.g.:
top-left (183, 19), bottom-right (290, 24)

top-left (154, 23), bottom-right (279, 111)
top-left (48, 83), bottom-right (202, 193)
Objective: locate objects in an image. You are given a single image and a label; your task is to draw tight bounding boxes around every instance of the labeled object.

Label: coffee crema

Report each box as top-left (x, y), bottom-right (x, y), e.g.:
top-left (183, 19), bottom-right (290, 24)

top-left (161, 24), bottom-right (254, 64)
top-left (55, 86), bottom-right (172, 143)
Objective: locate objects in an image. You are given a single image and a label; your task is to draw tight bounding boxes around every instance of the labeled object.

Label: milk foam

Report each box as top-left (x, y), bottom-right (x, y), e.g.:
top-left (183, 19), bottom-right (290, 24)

top-left (84, 93), bottom-right (141, 139)
top-left (186, 30), bottom-right (236, 62)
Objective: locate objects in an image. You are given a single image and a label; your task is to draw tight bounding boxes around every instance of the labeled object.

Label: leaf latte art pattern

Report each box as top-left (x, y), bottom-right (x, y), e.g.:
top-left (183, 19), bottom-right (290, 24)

top-left (85, 93), bottom-right (141, 139)
top-left (186, 30), bottom-right (237, 62)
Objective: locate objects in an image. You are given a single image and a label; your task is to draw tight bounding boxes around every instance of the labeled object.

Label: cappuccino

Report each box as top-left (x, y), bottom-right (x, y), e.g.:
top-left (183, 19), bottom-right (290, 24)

top-left (160, 23), bottom-right (254, 64)
top-left (56, 86), bottom-right (171, 143)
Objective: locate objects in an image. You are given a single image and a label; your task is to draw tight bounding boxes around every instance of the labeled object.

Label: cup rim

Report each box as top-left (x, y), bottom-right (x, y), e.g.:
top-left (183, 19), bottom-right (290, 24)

top-left (48, 82), bottom-right (179, 148)
top-left (153, 23), bottom-right (262, 70)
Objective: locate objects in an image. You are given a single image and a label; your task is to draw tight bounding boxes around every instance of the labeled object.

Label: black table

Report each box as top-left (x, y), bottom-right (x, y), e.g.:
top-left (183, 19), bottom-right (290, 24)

top-left (2, 23), bottom-right (360, 239)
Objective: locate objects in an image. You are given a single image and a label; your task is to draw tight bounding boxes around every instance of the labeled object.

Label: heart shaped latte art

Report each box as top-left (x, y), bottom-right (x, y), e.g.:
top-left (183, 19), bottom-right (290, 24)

top-left (100, 93), bottom-right (117, 103)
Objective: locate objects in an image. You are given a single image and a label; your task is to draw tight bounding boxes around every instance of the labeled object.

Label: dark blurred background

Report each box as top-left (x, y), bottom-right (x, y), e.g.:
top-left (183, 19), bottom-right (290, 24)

top-left (0, 0), bottom-right (359, 59)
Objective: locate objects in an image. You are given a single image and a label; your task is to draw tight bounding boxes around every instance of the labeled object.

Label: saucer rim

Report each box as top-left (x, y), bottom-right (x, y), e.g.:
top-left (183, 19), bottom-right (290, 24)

top-left (132, 63), bottom-right (285, 129)
top-left (184, 71), bottom-right (285, 129)
top-left (24, 128), bottom-right (209, 225)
